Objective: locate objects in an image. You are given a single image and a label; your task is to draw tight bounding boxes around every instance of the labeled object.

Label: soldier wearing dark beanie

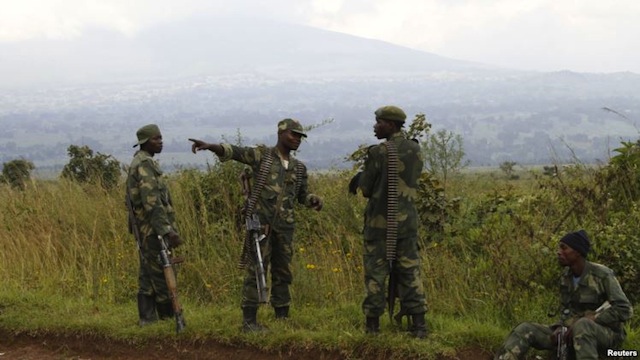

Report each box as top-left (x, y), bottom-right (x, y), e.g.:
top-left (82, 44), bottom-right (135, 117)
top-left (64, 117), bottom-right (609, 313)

top-left (559, 229), bottom-right (590, 258)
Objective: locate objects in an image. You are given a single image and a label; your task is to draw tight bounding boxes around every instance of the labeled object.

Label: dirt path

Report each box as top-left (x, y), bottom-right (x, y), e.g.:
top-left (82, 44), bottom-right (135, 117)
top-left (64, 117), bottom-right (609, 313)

top-left (0, 332), bottom-right (341, 360)
top-left (0, 331), bottom-right (493, 360)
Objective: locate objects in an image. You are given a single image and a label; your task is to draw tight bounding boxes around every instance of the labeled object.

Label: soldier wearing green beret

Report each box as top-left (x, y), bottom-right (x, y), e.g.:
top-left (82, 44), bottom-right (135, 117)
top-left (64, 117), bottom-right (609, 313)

top-left (353, 105), bottom-right (428, 338)
top-left (189, 118), bottom-right (323, 332)
top-left (126, 124), bottom-right (183, 326)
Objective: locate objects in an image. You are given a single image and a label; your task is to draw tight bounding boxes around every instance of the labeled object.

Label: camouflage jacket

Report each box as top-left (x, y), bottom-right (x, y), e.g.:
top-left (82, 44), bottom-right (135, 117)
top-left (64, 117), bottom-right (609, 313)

top-left (218, 144), bottom-right (316, 230)
top-left (559, 261), bottom-right (633, 333)
top-left (126, 150), bottom-right (177, 239)
top-left (358, 132), bottom-right (422, 239)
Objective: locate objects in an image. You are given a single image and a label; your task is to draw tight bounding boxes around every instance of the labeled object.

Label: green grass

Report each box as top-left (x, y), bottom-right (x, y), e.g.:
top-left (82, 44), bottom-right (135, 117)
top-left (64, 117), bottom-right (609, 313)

top-left (1, 165), bottom-right (639, 358)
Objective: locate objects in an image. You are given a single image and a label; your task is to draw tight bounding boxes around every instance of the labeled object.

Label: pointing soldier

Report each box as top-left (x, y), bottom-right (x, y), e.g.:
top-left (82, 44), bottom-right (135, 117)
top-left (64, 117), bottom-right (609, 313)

top-left (189, 118), bottom-right (323, 332)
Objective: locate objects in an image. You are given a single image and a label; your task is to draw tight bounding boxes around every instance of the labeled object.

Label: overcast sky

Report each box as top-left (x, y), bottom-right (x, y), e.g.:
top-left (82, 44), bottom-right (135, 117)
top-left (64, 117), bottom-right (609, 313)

top-left (1, 0), bottom-right (638, 74)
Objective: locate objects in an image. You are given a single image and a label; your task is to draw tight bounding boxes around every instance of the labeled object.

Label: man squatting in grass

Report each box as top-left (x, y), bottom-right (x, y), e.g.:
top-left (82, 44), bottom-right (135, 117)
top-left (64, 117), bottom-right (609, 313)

top-left (494, 230), bottom-right (633, 360)
top-left (350, 105), bottom-right (428, 338)
top-left (126, 124), bottom-right (184, 325)
top-left (189, 118), bottom-right (323, 332)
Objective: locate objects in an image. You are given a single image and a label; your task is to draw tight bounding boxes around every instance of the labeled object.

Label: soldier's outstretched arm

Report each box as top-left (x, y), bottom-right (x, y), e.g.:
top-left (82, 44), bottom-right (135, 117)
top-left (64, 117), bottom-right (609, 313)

top-left (188, 138), bottom-right (223, 156)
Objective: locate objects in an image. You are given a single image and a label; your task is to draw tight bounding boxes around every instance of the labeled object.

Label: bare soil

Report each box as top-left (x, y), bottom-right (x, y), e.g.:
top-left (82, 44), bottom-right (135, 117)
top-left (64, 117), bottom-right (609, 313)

top-left (0, 330), bottom-right (493, 360)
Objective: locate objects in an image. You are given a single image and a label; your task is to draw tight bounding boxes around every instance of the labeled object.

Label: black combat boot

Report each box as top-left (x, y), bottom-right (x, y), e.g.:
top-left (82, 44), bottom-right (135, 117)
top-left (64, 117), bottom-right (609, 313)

top-left (410, 313), bottom-right (428, 339)
top-left (137, 293), bottom-right (158, 326)
top-left (156, 301), bottom-right (174, 320)
top-left (242, 306), bottom-right (267, 332)
top-left (365, 317), bottom-right (380, 334)
top-left (274, 306), bottom-right (289, 319)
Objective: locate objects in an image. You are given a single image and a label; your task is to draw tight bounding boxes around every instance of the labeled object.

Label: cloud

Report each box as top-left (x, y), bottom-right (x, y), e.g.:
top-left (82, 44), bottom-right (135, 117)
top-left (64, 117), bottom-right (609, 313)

top-left (1, 0), bottom-right (639, 72)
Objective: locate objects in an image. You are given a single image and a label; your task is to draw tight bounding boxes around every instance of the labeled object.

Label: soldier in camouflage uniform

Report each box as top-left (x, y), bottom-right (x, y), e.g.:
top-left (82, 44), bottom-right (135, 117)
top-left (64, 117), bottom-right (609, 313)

top-left (494, 230), bottom-right (633, 360)
top-left (189, 118), bottom-right (323, 332)
top-left (352, 105), bottom-right (428, 338)
top-left (126, 124), bottom-right (183, 326)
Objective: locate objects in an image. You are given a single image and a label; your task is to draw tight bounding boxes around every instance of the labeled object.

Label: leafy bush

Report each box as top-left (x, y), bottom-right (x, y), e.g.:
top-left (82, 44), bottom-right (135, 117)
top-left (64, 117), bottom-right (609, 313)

top-left (1, 159), bottom-right (35, 190)
top-left (61, 145), bottom-right (121, 189)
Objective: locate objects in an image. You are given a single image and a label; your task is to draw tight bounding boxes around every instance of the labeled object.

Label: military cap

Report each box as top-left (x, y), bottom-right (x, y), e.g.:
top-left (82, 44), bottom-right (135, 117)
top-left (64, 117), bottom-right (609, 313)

top-left (278, 118), bottom-right (307, 137)
top-left (560, 229), bottom-right (591, 258)
top-left (133, 124), bottom-right (161, 148)
top-left (375, 105), bottom-right (407, 123)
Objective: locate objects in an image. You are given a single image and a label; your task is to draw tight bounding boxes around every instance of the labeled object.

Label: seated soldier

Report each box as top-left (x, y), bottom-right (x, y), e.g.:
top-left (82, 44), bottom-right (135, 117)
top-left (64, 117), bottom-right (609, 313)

top-left (494, 230), bottom-right (633, 360)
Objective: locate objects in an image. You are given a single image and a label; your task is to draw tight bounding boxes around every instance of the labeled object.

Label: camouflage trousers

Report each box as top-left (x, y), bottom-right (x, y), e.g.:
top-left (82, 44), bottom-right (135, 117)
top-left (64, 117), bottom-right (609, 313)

top-left (362, 235), bottom-right (427, 318)
top-left (241, 228), bottom-right (294, 308)
top-left (494, 319), bottom-right (622, 360)
top-left (138, 235), bottom-right (173, 304)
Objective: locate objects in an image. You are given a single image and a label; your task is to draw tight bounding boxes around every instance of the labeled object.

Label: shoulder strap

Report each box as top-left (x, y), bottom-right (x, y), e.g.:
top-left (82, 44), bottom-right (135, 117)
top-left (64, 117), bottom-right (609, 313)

top-left (384, 141), bottom-right (399, 262)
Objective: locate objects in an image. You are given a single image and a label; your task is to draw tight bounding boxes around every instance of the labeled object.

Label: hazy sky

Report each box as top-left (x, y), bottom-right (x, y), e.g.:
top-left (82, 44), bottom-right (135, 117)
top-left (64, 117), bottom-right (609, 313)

top-left (1, 0), bottom-right (638, 73)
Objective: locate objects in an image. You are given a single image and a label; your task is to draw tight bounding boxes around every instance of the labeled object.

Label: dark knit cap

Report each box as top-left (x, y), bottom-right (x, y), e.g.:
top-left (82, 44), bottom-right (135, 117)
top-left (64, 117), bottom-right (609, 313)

top-left (560, 230), bottom-right (591, 257)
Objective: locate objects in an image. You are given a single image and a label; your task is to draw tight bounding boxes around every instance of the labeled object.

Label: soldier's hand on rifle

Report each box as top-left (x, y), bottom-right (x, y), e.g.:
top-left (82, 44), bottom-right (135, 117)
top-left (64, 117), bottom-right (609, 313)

top-left (165, 231), bottom-right (183, 249)
top-left (309, 195), bottom-right (323, 211)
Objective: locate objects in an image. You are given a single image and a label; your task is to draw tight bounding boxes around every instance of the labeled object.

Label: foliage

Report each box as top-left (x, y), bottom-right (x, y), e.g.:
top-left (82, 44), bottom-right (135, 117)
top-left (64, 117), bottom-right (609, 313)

top-left (415, 172), bottom-right (460, 245)
top-left (61, 145), bottom-right (122, 189)
top-left (422, 129), bottom-right (470, 192)
top-left (2, 136), bottom-right (640, 355)
top-left (346, 113), bottom-right (432, 169)
top-left (1, 159), bottom-right (35, 190)
top-left (499, 161), bottom-right (518, 180)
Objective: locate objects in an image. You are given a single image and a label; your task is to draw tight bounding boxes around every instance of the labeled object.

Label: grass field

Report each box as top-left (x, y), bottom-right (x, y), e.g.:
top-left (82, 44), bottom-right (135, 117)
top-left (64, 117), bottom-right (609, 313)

top-left (0, 163), bottom-right (638, 359)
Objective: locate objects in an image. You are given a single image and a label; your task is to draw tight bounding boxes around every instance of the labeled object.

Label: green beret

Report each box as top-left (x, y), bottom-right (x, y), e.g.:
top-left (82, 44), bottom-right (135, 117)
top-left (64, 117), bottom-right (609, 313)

top-left (278, 118), bottom-right (307, 137)
top-left (375, 105), bottom-right (406, 123)
top-left (133, 124), bottom-right (161, 148)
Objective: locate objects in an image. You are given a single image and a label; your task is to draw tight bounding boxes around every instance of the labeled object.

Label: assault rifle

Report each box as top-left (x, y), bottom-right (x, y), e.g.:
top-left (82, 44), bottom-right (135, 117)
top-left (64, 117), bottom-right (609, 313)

top-left (126, 191), bottom-right (186, 334)
top-left (158, 234), bottom-right (186, 334)
top-left (556, 308), bottom-right (571, 360)
top-left (554, 301), bottom-right (610, 360)
top-left (240, 168), bottom-right (269, 303)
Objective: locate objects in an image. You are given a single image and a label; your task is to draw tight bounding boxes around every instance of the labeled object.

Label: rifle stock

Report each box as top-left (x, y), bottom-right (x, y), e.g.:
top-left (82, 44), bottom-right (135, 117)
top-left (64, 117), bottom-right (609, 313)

top-left (159, 235), bottom-right (186, 333)
top-left (126, 191), bottom-right (186, 334)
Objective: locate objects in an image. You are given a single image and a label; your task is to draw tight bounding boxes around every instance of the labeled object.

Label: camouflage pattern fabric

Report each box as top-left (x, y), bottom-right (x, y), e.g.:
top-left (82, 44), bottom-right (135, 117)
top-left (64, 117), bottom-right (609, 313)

top-left (357, 132), bottom-right (427, 317)
top-left (362, 235), bottom-right (426, 317)
top-left (219, 144), bottom-right (316, 230)
top-left (241, 229), bottom-right (294, 307)
top-left (494, 261), bottom-right (632, 360)
top-left (126, 150), bottom-right (178, 303)
top-left (126, 150), bottom-right (177, 238)
top-left (217, 144), bottom-right (318, 307)
top-left (358, 132), bottom-right (422, 240)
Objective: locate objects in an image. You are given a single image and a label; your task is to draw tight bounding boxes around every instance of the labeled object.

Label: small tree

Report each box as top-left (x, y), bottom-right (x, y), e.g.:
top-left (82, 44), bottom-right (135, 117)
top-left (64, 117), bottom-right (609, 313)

top-left (2, 159), bottom-right (35, 190)
top-left (422, 129), bottom-right (469, 192)
top-left (500, 161), bottom-right (518, 180)
top-left (61, 145), bottom-right (121, 189)
top-left (346, 113), bottom-right (432, 169)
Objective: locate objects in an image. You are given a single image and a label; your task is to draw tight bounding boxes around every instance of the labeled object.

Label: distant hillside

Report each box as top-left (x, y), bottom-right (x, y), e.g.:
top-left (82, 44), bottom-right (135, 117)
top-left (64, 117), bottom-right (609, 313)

top-left (0, 16), bottom-right (489, 87)
top-left (2, 16), bottom-right (640, 172)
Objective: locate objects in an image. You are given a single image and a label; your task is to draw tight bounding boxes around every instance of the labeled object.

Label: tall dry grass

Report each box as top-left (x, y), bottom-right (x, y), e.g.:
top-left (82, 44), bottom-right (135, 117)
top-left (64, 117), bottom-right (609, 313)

top-left (1, 164), bottom-right (638, 334)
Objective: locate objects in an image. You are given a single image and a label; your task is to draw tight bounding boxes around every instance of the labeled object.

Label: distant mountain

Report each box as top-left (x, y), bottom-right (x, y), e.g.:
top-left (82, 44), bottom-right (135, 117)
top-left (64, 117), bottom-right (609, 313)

top-left (2, 16), bottom-right (640, 173)
top-left (0, 16), bottom-right (492, 87)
